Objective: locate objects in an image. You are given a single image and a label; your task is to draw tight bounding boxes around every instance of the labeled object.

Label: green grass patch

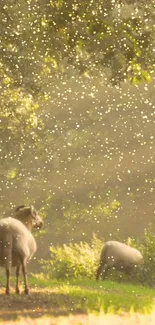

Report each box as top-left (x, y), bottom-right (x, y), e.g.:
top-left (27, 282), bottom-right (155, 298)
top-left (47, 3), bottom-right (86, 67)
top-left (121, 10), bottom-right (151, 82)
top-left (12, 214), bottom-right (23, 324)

top-left (28, 275), bottom-right (155, 315)
top-left (0, 274), bottom-right (155, 321)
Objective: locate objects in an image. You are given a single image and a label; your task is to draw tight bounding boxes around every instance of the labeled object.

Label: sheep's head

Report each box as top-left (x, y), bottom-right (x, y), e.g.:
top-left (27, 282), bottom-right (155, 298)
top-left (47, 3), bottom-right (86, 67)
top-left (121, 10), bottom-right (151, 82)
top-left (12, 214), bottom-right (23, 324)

top-left (29, 206), bottom-right (44, 229)
top-left (15, 205), bottom-right (44, 230)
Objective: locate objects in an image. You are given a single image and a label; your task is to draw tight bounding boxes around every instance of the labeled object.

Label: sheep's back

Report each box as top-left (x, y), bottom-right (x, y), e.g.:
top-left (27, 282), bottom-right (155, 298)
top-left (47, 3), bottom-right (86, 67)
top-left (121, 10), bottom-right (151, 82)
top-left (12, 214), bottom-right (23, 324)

top-left (104, 241), bottom-right (143, 267)
top-left (0, 217), bottom-right (31, 236)
top-left (0, 217), bottom-right (37, 266)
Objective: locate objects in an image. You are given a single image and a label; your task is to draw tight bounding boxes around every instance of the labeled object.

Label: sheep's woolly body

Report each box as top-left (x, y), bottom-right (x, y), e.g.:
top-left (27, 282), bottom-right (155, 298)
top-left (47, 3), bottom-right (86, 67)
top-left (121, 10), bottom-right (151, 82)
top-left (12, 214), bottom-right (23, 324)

top-left (103, 241), bottom-right (143, 268)
top-left (96, 240), bottom-right (144, 281)
top-left (0, 205), bottom-right (43, 295)
top-left (0, 217), bottom-right (36, 267)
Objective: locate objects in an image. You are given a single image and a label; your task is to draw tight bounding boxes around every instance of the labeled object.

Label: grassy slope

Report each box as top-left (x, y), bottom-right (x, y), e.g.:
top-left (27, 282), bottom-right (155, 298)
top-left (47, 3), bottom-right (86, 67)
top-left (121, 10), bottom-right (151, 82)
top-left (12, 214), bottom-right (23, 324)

top-left (0, 275), bottom-right (155, 324)
top-left (29, 275), bottom-right (155, 314)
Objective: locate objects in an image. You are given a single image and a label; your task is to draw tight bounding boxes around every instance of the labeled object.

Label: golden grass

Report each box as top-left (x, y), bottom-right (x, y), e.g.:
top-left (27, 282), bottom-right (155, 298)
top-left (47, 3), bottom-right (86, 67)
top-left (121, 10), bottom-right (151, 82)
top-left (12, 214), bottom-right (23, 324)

top-left (1, 311), bottom-right (155, 325)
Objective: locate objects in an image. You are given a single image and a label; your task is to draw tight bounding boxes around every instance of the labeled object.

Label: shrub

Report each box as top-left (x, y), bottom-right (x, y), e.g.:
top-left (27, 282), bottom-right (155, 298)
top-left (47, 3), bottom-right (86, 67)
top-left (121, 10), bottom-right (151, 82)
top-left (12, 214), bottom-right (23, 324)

top-left (130, 228), bottom-right (155, 286)
top-left (40, 227), bottom-right (155, 286)
top-left (40, 234), bottom-right (103, 279)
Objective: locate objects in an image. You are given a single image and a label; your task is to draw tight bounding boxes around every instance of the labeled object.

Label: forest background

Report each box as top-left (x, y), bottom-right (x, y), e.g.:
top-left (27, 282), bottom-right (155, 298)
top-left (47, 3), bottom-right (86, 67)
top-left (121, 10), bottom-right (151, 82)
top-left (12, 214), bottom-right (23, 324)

top-left (0, 0), bottom-right (154, 265)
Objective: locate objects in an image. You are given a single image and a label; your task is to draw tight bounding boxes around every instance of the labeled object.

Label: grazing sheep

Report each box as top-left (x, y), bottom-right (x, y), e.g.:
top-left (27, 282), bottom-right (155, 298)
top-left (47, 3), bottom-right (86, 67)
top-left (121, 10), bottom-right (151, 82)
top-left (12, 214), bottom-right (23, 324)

top-left (0, 205), bottom-right (43, 294)
top-left (96, 240), bottom-right (144, 281)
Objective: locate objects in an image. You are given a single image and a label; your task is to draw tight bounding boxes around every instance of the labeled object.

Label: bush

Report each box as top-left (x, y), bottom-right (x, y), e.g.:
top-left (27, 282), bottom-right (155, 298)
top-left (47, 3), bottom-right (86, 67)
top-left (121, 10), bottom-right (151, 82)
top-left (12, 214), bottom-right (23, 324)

top-left (40, 227), bottom-right (155, 286)
top-left (129, 228), bottom-right (155, 286)
top-left (40, 234), bottom-right (103, 279)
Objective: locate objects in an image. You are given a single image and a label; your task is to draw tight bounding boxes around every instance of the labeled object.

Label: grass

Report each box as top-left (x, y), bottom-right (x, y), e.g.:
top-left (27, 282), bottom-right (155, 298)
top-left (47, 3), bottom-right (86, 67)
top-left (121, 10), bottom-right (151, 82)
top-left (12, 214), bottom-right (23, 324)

top-left (28, 274), bottom-right (155, 314)
top-left (0, 274), bottom-right (155, 324)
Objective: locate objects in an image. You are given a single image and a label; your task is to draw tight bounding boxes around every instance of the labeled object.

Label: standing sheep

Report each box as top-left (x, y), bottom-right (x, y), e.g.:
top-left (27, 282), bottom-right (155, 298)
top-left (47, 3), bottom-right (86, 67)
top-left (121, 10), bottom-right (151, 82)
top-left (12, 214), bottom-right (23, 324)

top-left (96, 240), bottom-right (144, 281)
top-left (0, 205), bottom-right (43, 294)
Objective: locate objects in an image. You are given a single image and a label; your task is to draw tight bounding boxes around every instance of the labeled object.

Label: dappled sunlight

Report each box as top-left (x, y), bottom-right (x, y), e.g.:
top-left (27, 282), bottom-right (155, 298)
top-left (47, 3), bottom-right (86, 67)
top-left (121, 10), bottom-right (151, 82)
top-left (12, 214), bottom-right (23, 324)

top-left (0, 1), bottom-right (154, 324)
top-left (0, 279), bottom-right (154, 321)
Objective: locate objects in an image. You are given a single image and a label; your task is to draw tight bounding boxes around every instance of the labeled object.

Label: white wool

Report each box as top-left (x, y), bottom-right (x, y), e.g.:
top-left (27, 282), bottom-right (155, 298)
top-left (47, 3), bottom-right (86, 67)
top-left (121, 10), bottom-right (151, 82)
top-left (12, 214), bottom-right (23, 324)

top-left (103, 241), bottom-right (143, 268)
top-left (0, 217), bottom-right (37, 266)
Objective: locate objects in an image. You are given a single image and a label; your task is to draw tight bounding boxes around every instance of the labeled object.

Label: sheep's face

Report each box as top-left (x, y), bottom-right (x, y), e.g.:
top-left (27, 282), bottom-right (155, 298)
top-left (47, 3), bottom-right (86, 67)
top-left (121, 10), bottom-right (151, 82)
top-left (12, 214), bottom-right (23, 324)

top-left (30, 206), bottom-right (44, 229)
top-left (15, 205), bottom-right (44, 230)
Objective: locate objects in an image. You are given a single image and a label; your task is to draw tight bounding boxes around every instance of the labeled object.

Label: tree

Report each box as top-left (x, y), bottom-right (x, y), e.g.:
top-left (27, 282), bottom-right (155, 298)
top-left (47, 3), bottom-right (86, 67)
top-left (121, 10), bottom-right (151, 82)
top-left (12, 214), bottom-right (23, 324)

top-left (0, 0), bottom-right (154, 92)
top-left (0, 0), bottom-right (154, 247)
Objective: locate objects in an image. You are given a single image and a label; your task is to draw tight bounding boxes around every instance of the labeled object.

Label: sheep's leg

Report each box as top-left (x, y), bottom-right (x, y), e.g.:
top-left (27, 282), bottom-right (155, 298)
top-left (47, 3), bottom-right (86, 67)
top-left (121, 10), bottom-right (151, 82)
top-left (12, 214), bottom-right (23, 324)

top-left (102, 265), bottom-right (109, 280)
top-left (21, 261), bottom-right (29, 294)
top-left (3, 235), bottom-right (12, 295)
top-left (6, 268), bottom-right (10, 295)
top-left (16, 265), bottom-right (21, 294)
top-left (125, 266), bottom-right (133, 281)
top-left (96, 261), bottom-right (105, 280)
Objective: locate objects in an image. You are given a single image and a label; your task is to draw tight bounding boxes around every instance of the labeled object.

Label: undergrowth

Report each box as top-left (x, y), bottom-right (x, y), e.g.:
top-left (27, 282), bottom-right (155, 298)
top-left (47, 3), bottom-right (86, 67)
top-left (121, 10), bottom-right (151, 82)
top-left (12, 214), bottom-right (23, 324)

top-left (40, 227), bottom-right (155, 286)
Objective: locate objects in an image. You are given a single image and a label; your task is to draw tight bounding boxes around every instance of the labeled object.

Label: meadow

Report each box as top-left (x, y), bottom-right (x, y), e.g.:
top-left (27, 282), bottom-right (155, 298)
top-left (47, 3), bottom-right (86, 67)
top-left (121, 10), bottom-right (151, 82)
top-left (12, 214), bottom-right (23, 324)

top-left (0, 275), bottom-right (155, 325)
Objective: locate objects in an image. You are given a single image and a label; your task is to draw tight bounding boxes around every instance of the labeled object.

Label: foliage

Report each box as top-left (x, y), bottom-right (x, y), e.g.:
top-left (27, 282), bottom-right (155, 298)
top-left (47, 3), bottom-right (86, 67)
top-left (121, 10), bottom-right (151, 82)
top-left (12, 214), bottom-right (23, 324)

top-left (1, 0), bottom-right (154, 173)
top-left (0, 0), bottom-right (154, 253)
top-left (0, 0), bottom-right (154, 92)
top-left (39, 193), bottom-right (121, 245)
top-left (40, 227), bottom-right (155, 286)
top-left (40, 234), bottom-right (103, 279)
top-left (127, 227), bottom-right (155, 286)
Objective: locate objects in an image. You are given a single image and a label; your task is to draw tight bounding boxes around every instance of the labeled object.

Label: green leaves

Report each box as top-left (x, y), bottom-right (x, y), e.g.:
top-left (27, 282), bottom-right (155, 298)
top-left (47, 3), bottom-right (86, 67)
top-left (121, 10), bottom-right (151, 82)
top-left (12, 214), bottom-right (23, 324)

top-left (7, 168), bottom-right (17, 180)
top-left (40, 234), bottom-right (103, 279)
top-left (0, 0), bottom-right (154, 88)
top-left (0, 0), bottom-right (154, 239)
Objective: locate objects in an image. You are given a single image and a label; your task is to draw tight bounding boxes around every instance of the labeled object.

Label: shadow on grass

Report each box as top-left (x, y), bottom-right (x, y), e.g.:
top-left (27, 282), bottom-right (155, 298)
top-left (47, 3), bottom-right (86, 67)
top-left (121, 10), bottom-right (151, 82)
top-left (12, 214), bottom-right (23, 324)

top-left (0, 289), bottom-right (85, 320)
top-left (0, 279), bottom-right (155, 321)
